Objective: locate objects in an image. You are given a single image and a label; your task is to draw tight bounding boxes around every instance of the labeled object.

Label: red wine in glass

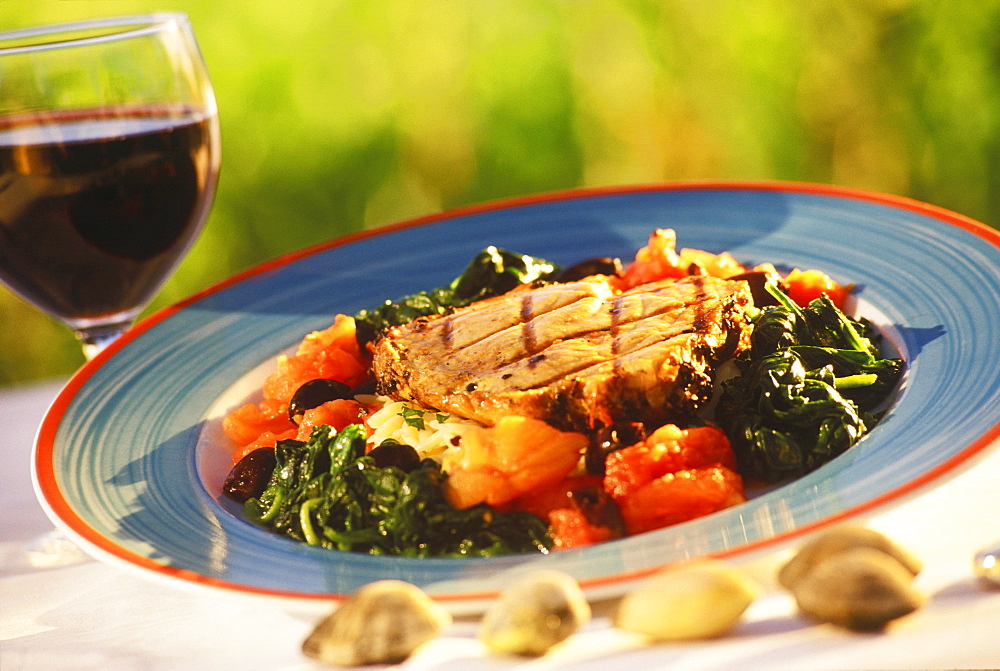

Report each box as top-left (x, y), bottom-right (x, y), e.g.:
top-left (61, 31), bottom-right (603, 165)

top-left (0, 14), bottom-right (220, 360)
top-left (0, 106), bottom-right (218, 337)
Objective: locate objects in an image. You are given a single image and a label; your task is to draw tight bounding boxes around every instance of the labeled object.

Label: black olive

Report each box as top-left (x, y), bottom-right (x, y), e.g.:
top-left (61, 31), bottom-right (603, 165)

top-left (566, 484), bottom-right (626, 539)
top-left (585, 422), bottom-right (646, 475)
top-left (288, 378), bottom-right (353, 422)
top-left (727, 270), bottom-right (780, 307)
top-left (354, 319), bottom-right (377, 348)
top-left (350, 376), bottom-right (377, 396)
top-left (555, 256), bottom-right (623, 283)
top-left (368, 440), bottom-right (422, 472)
top-left (222, 447), bottom-right (277, 503)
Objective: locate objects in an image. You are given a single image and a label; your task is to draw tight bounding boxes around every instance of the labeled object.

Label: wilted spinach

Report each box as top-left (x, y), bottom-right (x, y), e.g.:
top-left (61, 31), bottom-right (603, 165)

top-left (716, 284), bottom-right (904, 483)
top-left (244, 424), bottom-right (552, 557)
top-left (354, 246), bottom-right (560, 346)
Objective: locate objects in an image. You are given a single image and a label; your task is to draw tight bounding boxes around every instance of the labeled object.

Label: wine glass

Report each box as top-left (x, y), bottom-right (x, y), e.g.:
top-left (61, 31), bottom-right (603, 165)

top-left (0, 13), bottom-right (220, 360)
top-left (1, 13), bottom-right (220, 567)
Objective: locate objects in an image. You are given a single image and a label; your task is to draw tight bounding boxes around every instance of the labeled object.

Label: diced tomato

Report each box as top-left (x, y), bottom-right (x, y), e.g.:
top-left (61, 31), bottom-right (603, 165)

top-left (297, 314), bottom-right (367, 362)
top-left (222, 314), bottom-right (373, 462)
top-left (603, 441), bottom-right (657, 500)
top-left (262, 347), bottom-right (367, 407)
top-left (233, 428), bottom-right (298, 463)
top-left (442, 416), bottom-right (587, 510)
top-left (616, 229), bottom-right (750, 290)
top-left (616, 228), bottom-right (688, 290)
top-left (513, 475), bottom-right (605, 518)
top-left (604, 424), bottom-right (736, 499)
top-left (647, 424), bottom-right (739, 471)
top-left (614, 466), bottom-right (745, 535)
top-left (261, 315), bottom-right (369, 409)
top-left (548, 508), bottom-right (618, 550)
top-left (223, 401), bottom-right (295, 449)
top-left (442, 469), bottom-right (509, 511)
top-left (603, 423), bottom-right (745, 535)
top-left (677, 247), bottom-right (746, 279)
top-left (295, 399), bottom-right (373, 441)
top-left (513, 475), bottom-right (624, 550)
top-left (783, 268), bottom-right (853, 310)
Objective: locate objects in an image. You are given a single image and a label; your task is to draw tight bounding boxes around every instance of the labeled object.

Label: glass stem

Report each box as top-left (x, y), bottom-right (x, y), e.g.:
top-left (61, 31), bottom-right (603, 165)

top-left (76, 321), bottom-right (131, 361)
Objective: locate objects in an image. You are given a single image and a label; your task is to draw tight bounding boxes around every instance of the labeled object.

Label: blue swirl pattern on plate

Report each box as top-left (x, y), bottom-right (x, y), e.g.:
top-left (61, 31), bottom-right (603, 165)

top-left (34, 183), bottom-right (1000, 610)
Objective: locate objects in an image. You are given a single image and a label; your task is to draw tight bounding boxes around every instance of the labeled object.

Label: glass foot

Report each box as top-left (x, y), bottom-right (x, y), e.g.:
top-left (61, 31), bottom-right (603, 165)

top-left (24, 529), bottom-right (90, 568)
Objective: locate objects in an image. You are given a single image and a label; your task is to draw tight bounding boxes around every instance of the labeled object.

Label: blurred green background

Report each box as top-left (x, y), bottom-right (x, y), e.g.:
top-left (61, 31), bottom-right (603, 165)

top-left (2, 0), bottom-right (998, 387)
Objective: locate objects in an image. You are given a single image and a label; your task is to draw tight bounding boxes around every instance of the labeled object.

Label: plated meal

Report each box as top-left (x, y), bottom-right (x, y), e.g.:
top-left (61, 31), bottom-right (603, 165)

top-left (219, 227), bottom-right (902, 557)
top-left (32, 183), bottom-right (1000, 608)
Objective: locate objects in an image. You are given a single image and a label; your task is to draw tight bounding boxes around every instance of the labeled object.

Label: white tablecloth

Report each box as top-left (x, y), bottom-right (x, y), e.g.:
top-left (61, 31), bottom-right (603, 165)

top-left (2, 378), bottom-right (999, 670)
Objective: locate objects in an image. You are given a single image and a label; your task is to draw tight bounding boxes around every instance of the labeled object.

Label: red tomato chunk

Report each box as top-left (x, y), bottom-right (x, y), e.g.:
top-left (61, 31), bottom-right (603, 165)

top-left (603, 424), bottom-right (746, 536)
top-left (223, 315), bottom-right (371, 463)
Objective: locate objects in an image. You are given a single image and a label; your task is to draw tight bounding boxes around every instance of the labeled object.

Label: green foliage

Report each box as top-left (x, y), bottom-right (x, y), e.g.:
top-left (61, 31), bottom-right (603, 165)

top-left (1, 1), bottom-right (998, 386)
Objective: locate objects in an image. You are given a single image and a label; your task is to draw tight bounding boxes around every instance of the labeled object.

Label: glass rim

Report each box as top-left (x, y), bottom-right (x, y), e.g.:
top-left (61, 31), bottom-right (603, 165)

top-left (0, 13), bottom-right (191, 56)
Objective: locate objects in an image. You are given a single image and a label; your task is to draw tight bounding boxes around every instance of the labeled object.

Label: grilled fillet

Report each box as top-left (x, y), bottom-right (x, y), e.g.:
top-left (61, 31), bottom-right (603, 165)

top-left (371, 275), bottom-right (753, 433)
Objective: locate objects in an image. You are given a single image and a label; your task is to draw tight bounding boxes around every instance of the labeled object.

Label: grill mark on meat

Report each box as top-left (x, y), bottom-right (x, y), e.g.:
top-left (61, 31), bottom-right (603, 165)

top-left (502, 332), bottom-right (694, 394)
top-left (441, 315), bottom-right (455, 348)
top-left (610, 292), bottom-right (625, 383)
top-left (480, 293), bottom-right (723, 390)
top-left (431, 283), bottom-right (593, 354)
top-left (692, 274), bottom-right (706, 329)
top-left (372, 275), bottom-right (753, 432)
top-left (437, 286), bottom-right (724, 387)
top-left (483, 294), bottom-right (707, 388)
top-left (609, 293), bottom-right (624, 357)
top-left (682, 274), bottom-right (708, 336)
top-left (520, 291), bottom-right (538, 360)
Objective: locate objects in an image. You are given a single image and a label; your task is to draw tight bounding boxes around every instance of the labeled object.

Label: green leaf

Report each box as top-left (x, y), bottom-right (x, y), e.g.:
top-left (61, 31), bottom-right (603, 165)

top-left (718, 285), bottom-right (904, 483)
top-left (400, 406), bottom-right (426, 430)
top-left (243, 424), bottom-right (553, 557)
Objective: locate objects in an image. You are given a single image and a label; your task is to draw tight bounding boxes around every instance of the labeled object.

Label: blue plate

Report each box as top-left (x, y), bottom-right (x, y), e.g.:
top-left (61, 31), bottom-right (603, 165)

top-left (33, 182), bottom-right (1000, 612)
